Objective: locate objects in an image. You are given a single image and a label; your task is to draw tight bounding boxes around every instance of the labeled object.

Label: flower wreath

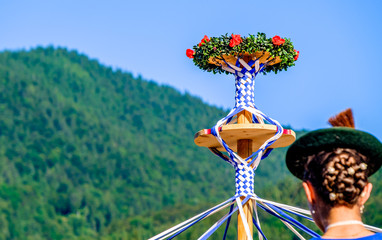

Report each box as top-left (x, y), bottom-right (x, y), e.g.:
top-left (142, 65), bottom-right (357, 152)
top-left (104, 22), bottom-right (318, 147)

top-left (186, 33), bottom-right (299, 74)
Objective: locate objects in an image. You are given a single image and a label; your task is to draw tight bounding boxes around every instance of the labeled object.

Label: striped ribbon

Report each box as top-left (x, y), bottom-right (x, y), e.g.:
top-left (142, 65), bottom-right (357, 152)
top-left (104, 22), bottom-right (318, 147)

top-left (149, 195), bottom-right (322, 240)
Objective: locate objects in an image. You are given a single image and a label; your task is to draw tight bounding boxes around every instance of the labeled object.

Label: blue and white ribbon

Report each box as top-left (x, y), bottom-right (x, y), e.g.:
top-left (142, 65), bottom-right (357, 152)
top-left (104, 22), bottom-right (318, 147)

top-left (210, 56), bottom-right (283, 173)
top-left (150, 55), bottom-right (319, 239)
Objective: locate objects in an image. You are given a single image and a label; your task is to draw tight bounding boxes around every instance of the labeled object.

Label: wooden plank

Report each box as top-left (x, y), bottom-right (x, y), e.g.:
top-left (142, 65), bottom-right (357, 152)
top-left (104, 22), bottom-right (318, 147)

top-left (194, 124), bottom-right (296, 151)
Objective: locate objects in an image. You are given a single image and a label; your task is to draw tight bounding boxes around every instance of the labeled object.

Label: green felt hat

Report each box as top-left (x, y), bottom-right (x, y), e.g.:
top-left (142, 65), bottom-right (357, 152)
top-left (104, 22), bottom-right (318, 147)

top-left (286, 126), bottom-right (382, 180)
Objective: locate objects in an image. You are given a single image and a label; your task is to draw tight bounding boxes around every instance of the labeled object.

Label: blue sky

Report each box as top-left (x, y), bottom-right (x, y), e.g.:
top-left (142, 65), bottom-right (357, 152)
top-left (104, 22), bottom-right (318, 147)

top-left (1, 0), bottom-right (382, 140)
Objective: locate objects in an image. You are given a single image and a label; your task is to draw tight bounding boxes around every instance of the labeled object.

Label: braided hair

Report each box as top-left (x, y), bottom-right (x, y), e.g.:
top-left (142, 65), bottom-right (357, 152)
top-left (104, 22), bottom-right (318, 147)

top-left (303, 148), bottom-right (369, 207)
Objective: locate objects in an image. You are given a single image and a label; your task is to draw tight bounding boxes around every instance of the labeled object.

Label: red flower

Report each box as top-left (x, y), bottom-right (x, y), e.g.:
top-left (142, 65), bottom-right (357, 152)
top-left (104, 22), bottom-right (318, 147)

top-left (229, 34), bottom-right (242, 47)
top-left (294, 50), bottom-right (299, 61)
top-left (272, 35), bottom-right (285, 46)
top-left (186, 49), bottom-right (194, 59)
top-left (198, 35), bottom-right (210, 47)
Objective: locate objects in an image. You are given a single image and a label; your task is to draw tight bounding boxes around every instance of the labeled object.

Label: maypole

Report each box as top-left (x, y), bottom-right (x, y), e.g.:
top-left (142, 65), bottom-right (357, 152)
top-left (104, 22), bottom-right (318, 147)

top-left (150, 33), bottom-right (321, 240)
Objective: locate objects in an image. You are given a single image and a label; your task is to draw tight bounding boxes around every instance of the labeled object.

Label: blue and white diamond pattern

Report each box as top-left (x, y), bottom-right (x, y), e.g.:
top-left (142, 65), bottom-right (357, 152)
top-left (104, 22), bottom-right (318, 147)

top-left (235, 76), bottom-right (255, 108)
top-left (235, 162), bottom-right (255, 196)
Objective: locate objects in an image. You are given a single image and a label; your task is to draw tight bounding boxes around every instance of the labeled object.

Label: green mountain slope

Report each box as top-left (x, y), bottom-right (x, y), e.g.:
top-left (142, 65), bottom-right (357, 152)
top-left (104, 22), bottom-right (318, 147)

top-left (0, 47), bottom-right (380, 239)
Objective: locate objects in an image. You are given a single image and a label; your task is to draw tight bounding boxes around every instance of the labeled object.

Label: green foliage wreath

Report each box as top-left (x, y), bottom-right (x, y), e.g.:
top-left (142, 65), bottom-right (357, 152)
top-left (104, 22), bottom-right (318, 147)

top-left (186, 33), bottom-right (299, 75)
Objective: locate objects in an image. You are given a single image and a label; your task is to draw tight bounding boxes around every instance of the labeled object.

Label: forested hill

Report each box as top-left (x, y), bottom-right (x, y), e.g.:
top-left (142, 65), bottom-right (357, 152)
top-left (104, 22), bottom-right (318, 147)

top-left (0, 47), bottom-right (381, 239)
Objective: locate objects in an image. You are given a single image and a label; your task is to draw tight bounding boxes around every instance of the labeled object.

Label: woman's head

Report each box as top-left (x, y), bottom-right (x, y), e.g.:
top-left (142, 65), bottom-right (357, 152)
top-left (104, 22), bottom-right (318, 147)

top-left (303, 148), bottom-right (369, 207)
top-left (286, 109), bottom-right (382, 236)
top-left (300, 147), bottom-right (373, 233)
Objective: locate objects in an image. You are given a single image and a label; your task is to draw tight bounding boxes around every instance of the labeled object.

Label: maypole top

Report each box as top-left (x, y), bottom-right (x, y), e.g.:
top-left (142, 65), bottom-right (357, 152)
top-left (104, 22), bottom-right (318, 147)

top-left (186, 32), bottom-right (299, 75)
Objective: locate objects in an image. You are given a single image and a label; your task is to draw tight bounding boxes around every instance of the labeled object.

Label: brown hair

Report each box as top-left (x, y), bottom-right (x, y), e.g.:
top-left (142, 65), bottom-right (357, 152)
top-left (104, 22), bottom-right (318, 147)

top-left (303, 148), bottom-right (369, 207)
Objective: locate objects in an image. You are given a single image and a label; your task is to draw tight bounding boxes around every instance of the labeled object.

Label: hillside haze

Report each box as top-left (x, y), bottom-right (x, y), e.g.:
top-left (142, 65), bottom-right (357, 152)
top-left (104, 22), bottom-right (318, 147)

top-left (1, 47), bottom-right (381, 239)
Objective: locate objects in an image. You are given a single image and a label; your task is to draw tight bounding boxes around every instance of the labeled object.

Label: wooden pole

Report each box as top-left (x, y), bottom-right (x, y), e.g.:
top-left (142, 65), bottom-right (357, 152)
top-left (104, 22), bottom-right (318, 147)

top-left (237, 110), bottom-right (253, 240)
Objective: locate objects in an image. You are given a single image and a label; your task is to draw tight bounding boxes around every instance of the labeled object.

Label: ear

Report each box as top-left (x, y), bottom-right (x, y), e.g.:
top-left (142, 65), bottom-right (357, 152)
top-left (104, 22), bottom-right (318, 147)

top-left (359, 182), bottom-right (373, 205)
top-left (302, 181), bottom-right (316, 205)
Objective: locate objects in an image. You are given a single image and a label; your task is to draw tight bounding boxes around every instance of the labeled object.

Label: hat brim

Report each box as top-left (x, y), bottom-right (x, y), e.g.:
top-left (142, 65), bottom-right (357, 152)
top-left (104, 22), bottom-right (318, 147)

top-left (286, 127), bottom-right (382, 180)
